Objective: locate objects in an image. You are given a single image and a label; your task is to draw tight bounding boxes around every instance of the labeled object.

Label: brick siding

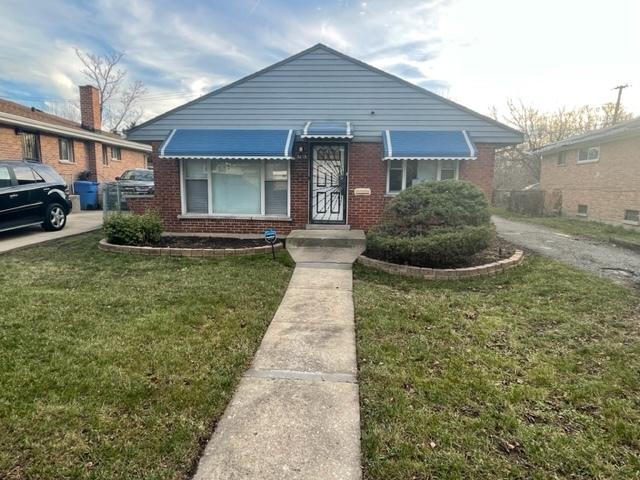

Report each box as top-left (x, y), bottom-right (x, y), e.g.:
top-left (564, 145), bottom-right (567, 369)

top-left (539, 135), bottom-right (640, 226)
top-left (459, 143), bottom-right (496, 198)
top-left (0, 124), bottom-right (145, 184)
top-left (347, 142), bottom-right (388, 230)
top-left (130, 140), bottom-right (496, 234)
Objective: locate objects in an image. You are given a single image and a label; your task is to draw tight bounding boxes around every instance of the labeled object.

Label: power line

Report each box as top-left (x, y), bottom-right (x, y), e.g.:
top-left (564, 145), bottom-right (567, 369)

top-left (612, 84), bottom-right (630, 124)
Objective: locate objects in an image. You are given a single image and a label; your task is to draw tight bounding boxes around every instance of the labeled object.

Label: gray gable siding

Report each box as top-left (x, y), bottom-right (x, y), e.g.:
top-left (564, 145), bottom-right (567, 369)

top-left (127, 45), bottom-right (522, 145)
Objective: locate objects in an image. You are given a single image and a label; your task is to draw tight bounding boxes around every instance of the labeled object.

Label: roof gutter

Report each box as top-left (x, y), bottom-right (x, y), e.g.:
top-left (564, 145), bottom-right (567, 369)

top-left (535, 124), bottom-right (640, 156)
top-left (0, 111), bottom-right (152, 152)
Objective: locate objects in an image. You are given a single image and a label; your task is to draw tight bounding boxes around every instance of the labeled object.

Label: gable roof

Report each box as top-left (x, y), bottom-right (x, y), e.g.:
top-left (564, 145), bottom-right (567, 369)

top-left (0, 98), bottom-right (151, 152)
top-left (536, 116), bottom-right (640, 155)
top-left (127, 43), bottom-right (523, 145)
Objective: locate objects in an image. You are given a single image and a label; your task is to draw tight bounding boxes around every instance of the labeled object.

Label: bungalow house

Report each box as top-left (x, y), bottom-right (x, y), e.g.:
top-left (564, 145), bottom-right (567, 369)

top-left (126, 44), bottom-right (522, 234)
top-left (0, 86), bottom-right (151, 186)
top-left (536, 117), bottom-right (640, 227)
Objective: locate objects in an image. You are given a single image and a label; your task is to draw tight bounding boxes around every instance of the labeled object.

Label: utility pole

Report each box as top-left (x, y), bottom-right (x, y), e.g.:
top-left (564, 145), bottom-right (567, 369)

top-left (612, 84), bottom-right (629, 124)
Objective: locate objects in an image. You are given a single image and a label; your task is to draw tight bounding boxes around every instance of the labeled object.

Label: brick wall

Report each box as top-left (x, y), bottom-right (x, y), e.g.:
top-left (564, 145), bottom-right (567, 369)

top-left (129, 140), bottom-right (497, 234)
top-left (95, 144), bottom-right (146, 183)
top-left (459, 143), bottom-right (496, 198)
top-left (129, 142), bottom-right (310, 234)
top-left (0, 124), bottom-right (145, 184)
top-left (347, 142), bottom-right (387, 230)
top-left (539, 136), bottom-right (640, 226)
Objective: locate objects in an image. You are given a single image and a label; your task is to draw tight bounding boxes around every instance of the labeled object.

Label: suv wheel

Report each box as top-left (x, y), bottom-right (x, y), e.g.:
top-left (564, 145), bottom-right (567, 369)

top-left (43, 203), bottom-right (67, 231)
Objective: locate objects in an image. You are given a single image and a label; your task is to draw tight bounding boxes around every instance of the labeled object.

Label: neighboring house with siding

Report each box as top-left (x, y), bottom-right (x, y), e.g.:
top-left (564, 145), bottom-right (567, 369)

top-left (0, 86), bottom-right (151, 186)
top-left (126, 43), bottom-right (522, 234)
top-left (536, 117), bottom-right (640, 227)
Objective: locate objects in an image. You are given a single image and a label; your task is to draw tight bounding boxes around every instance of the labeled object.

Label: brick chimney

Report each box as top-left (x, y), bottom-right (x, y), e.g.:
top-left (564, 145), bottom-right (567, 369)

top-left (79, 85), bottom-right (101, 131)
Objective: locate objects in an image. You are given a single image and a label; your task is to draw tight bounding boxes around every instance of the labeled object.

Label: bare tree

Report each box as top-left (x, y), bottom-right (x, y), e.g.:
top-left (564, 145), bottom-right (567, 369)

top-left (75, 49), bottom-right (148, 133)
top-left (492, 99), bottom-right (633, 189)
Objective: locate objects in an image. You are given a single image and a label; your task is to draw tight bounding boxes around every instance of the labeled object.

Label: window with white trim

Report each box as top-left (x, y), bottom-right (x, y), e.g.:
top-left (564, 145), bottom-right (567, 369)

top-left (577, 147), bottom-right (599, 163)
top-left (182, 159), bottom-right (289, 216)
top-left (58, 137), bottom-right (74, 163)
top-left (557, 151), bottom-right (567, 166)
top-left (102, 145), bottom-right (109, 166)
top-left (111, 146), bottom-right (122, 160)
top-left (624, 209), bottom-right (639, 223)
top-left (387, 159), bottom-right (459, 193)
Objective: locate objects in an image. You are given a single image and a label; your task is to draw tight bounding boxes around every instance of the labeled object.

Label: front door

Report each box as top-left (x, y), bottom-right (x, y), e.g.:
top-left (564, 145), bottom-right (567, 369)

top-left (310, 144), bottom-right (346, 224)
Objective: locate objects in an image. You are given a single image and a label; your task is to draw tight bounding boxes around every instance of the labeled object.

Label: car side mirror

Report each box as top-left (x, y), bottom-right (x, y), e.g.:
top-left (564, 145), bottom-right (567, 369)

top-left (115, 176), bottom-right (120, 181)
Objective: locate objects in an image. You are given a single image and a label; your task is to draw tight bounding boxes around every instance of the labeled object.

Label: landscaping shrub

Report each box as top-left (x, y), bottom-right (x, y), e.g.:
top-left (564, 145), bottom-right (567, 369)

top-left (366, 180), bottom-right (494, 267)
top-left (103, 211), bottom-right (163, 246)
top-left (367, 225), bottom-right (494, 268)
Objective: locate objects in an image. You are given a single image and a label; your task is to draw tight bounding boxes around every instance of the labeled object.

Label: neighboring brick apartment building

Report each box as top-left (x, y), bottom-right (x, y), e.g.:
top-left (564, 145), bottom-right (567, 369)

top-left (126, 44), bottom-right (522, 234)
top-left (537, 117), bottom-right (640, 227)
top-left (0, 85), bottom-right (151, 186)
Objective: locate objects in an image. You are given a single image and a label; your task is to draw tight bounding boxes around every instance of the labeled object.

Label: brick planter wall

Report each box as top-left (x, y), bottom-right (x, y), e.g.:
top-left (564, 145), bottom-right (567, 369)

top-left (358, 249), bottom-right (524, 280)
top-left (98, 238), bottom-right (283, 257)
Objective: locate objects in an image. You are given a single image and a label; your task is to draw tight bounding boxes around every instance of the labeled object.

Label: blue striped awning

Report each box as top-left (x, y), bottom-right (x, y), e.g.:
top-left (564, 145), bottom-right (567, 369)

top-left (159, 129), bottom-right (295, 159)
top-left (382, 130), bottom-right (477, 160)
top-left (301, 121), bottom-right (353, 139)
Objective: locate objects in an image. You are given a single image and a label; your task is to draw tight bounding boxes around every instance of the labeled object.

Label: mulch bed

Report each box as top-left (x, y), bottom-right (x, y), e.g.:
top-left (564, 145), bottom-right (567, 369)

top-left (463, 237), bottom-right (516, 267)
top-left (156, 236), bottom-right (270, 249)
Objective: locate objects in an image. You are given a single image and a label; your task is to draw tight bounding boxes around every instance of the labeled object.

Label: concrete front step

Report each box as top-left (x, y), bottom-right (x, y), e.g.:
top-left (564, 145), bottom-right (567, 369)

top-left (286, 229), bottom-right (366, 249)
top-left (305, 223), bottom-right (351, 230)
top-left (286, 229), bottom-right (366, 264)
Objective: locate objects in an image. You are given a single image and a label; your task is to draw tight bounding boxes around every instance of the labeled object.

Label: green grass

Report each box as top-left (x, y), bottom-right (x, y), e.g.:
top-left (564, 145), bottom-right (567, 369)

top-left (492, 207), bottom-right (640, 247)
top-left (0, 232), bottom-right (293, 480)
top-left (354, 256), bottom-right (640, 479)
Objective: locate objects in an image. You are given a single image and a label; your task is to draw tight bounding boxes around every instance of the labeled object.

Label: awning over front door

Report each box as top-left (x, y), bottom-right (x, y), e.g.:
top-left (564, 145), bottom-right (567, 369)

top-left (159, 129), bottom-right (295, 159)
top-left (382, 130), bottom-right (477, 161)
top-left (301, 121), bottom-right (353, 139)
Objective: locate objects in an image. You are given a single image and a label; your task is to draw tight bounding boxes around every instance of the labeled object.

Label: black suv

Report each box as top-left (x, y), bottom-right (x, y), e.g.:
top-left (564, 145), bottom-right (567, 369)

top-left (0, 161), bottom-right (72, 233)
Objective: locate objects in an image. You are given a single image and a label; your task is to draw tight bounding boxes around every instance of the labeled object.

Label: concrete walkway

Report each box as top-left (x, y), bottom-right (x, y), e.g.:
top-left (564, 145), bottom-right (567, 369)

top-left (0, 211), bottom-right (103, 254)
top-left (193, 230), bottom-right (365, 480)
top-left (493, 215), bottom-right (640, 285)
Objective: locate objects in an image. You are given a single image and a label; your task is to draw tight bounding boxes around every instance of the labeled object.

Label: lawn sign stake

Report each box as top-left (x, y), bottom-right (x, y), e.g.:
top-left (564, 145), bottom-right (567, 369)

top-left (264, 228), bottom-right (277, 260)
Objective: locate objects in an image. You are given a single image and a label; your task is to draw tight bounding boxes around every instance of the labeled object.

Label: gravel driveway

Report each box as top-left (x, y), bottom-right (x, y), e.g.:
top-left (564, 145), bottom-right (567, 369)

top-left (493, 215), bottom-right (640, 285)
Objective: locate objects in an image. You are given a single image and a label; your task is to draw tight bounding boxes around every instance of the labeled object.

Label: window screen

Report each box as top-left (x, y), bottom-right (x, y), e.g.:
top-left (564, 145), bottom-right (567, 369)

top-left (577, 204), bottom-right (588, 215)
top-left (578, 147), bottom-right (599, 162)
top-left (184, 159), bottom-right (209, 213)
top-left (102, 145), bottom-right (109, 166)
top-left (440, 160), bottom-right (458, 180)
top-left (388, 160), bottom-right (403, 192)
top-left (59, 138), bottom-right (74, 162)
top-left (265, 159), bottom-right (288, 215)
top-left (624, 210), bottom-right (639, 222)
top-left (557, 151), bottom-right (567, 166)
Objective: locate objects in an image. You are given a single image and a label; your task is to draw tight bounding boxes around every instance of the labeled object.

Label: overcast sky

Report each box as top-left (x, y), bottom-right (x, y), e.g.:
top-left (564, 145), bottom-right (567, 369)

top-left (1, 0), bottom-right (638, 122)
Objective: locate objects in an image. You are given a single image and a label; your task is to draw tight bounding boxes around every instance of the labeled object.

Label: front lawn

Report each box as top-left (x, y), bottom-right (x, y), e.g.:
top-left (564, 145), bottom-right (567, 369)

top-left (355, 256), bottom-right (640, 479)
top-left (0, 232), bottom-right (292, 480)
top-left (492, 207), bottom-right (640, 247)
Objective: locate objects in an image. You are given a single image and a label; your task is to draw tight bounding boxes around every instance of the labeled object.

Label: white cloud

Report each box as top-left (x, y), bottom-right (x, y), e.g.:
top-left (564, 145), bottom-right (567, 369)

top-left (0, 0), bottom-right (638, 126)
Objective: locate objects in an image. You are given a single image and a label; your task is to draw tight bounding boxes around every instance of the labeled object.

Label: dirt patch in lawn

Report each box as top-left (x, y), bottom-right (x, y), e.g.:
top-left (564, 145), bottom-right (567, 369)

top-left (156, 236), bottom-right (268, 249)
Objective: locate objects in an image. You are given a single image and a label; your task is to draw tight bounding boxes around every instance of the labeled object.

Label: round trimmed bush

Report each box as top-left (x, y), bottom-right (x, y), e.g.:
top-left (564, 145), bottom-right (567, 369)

top-left (366, 180), bottom-right (494, 268)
